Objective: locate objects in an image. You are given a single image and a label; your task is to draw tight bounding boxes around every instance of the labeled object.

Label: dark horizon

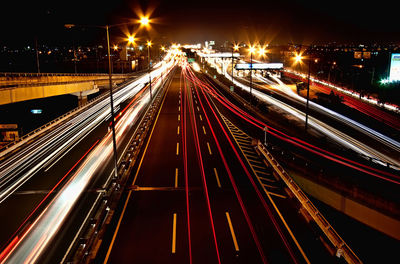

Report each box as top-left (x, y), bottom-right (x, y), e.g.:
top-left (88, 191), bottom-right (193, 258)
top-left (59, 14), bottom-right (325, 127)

top-left (1, 0), bottom-right (400, 47)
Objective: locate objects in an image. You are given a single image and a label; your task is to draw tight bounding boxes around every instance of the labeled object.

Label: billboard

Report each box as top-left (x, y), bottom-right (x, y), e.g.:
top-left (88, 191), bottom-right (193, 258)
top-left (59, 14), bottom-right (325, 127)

top-left (389, 53), bottom-right (400, 82)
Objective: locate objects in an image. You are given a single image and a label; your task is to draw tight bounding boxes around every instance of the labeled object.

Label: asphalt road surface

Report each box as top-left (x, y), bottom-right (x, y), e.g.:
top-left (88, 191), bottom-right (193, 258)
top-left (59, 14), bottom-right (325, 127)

top-left (98, 64), bottom-right (339, 264)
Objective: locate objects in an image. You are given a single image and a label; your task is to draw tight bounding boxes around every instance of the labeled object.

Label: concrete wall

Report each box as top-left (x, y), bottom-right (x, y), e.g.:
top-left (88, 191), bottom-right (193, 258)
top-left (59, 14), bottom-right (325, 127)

top-left (291, 172), bottom-right (400, 240)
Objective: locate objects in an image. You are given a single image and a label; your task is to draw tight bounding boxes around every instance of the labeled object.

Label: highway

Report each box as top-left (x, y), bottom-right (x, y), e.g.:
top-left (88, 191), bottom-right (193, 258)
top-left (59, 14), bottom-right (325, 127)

top-left (220, 64), bottom-right (400, 169)
top-left (98, 63), bottom-right (340, 264)
top-left (0, 55), bottom-right (176, 263)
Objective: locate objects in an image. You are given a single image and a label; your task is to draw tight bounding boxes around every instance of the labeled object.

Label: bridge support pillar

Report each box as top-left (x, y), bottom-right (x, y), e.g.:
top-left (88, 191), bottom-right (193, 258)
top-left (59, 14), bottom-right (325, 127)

top-left (71, 88), bottom-right (99, 107)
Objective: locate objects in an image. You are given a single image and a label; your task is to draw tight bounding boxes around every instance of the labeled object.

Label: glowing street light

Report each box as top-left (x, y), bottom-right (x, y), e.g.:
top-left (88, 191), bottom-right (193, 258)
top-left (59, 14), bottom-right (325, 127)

top-left (248, 45), bottom-right (256, 103)
top-left (294, 53), bottom-right (303, 64)
top-left (140, 16), bottom-right (150, 26)
top-left (127, 35), bottom-right (136, 45)
top-left (231, 43), bottom-right (240, 88)
top-left (258, 47), bottom-right (266, 57)
top-left (292, 51), bottom-right (314, 131)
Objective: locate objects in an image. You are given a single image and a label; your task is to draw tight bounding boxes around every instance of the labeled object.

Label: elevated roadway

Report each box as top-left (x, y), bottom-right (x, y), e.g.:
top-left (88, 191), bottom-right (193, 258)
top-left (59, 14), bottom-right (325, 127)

top-left (0, 72), bottom-right (136, 105)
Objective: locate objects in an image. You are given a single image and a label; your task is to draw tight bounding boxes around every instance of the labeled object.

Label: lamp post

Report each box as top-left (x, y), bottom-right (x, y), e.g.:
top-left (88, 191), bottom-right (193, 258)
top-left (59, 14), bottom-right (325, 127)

top-left (65, 22), bottom-right (137, 178)
top-left (65, 16), bottom-right (152, 177)
top-left (232, 44), bottom-right (239, 85)
top-left (147, 40), bottom-right (152, 99)
top-left (293, 52), bottom-right (314, 131)
top-left (104, 25), bottom-right (119, 177)
top-left (249, 45), bottom-right (256, 104)
top-left (160, 46), bottom-right (165, 84)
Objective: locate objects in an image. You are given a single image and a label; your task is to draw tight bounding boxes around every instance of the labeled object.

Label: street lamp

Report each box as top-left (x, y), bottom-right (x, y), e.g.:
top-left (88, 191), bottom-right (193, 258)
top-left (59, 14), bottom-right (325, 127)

top-left (147, 40), bottom-right (152, 99)
top-left (140, 16), bottom-right (150, 27)
top-left (65, 17), bottom-right (152, 177)
top-left (232, 43), bottom-right (239, 86)
top-left (65, 22), bottom-right (138, 178)
top-left (160, 46), bottom-right (165, 84)
top-left (293, 52), bottom-right (314, 131)
top-left (127, 35), bottom-right (136, 45)
top-left (248, 45), bottom-right (256, 103)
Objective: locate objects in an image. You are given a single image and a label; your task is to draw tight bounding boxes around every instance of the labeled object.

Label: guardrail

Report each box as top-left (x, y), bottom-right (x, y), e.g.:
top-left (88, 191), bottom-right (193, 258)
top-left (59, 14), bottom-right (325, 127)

top-left (255, 140), bottom-right (363, 264)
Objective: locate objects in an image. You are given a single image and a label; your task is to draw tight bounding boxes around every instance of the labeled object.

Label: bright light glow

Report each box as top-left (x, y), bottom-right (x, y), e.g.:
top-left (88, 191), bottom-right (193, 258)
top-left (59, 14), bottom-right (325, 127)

top-left (113, 45), bottom-right (118, 51)
top-left (147, 40), bottom-right (152, 47)
top-left (258, 47), bottom-right (266, 57)
top-left (140, 16), bottom-right (150, 26)
top-left (127, 35), bottom-right (136, 45)
top-left (294, 53), bottom-right (303, 63)
top-left (233, 44), bottom-right (239, 51)
top-left (249, 46), bottom-right (256, 54)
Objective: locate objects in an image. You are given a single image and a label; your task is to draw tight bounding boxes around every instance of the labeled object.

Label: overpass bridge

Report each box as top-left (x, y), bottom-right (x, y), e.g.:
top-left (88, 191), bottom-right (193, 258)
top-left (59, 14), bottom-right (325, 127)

top-left (0, 72), bottom-right (136, 105)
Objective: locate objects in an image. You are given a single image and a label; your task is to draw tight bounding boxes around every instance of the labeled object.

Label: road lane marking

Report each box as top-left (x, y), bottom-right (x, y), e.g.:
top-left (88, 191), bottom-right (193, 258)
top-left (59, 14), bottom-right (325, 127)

top-left (176, 142), bottom-right (179, 155)
top-left (199, 114), bottom-right (203, 121)
top-left (257, 176), bottom-right (275, 183)
top-left (266, 191), bottom-right (286, 199)
top-left (172, 213), bottom-right (177, 253)
top-left (178, 106), bottom-right (180, 111)
top-left (251, 164), bottom-right (267, 170)
top-left (254, 170), bottom-right (270, 175)
top-left (213, 168), bottom-right (221, 188)
top-left (202, 126), bottom-right (207, 135)
top-left (221, 114), bottom-right (311, 264)
top-left (197, 106), bottom-right (200, 111)
top-left (178, 114), bottom-right (180, 121)
top-left (225, 212), bottom-right (239, 252)
top-left (175, 168), bottom-right (178, 188)
top-left (247, 158), bottom-right (262, 164)
top-left (207, 142), bottom-right (212, 155)
top-left (177, 126), bottom-right (180, 135)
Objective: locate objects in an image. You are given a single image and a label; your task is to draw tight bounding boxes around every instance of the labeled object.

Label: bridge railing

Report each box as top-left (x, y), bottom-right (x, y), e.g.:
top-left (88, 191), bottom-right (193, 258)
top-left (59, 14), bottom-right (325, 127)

top-left (0, 72), bottom-right (135, 78)
top-left (256, 140), bottom-right (363, 264)
top-left (0, 67), bottom-right (156, 155)
top-left (0, 75), bottom-right (139, 155)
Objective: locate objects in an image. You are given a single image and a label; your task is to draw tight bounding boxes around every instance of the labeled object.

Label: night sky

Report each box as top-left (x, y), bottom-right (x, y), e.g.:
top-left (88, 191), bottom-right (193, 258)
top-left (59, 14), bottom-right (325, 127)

top-left (1, 0), bottom-right (399, 47)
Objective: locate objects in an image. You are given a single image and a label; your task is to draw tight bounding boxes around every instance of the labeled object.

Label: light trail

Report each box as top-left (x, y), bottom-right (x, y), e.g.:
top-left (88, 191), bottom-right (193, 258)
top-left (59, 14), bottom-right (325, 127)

top-left (180, 69), bottom-right (193, 264)
top-left (196, 72), bottom-right (300, 264)
top-left (0, 58), bottom-right (176, 263)
top-left (222, 70), bottom-right (399, 167)
top-left (185, 65), bottom-right (300, 263)
top-left (184, 66), bottom-right (268, 263)
top-left (189, 64), bottom-right (400, 184)
top-left (183, 65), bottom-right (221, 264)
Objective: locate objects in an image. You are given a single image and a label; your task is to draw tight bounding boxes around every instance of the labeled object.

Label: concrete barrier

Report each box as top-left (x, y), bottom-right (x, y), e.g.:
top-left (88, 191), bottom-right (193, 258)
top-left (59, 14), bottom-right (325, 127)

top-left (256, 140), bottom-right (363, 264)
